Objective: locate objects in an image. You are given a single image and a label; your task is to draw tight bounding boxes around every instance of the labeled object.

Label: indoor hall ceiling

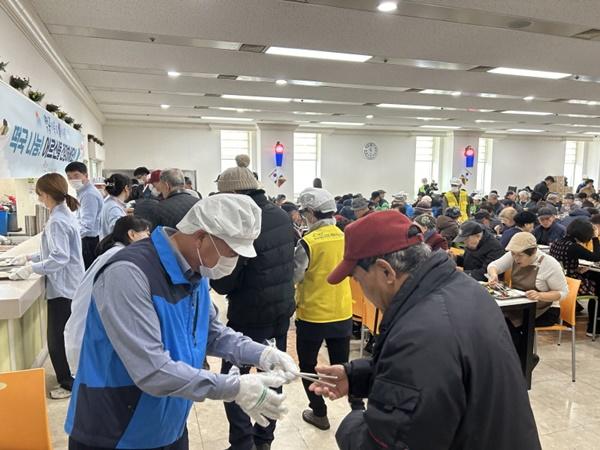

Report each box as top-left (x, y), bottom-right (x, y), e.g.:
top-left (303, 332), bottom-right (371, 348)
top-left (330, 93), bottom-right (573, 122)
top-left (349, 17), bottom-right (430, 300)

top-left (20, 0), bottom-right (600, 136)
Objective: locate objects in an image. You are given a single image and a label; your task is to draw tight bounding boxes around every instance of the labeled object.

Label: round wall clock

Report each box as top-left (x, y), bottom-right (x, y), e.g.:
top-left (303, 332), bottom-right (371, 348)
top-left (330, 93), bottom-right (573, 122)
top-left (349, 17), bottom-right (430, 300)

top-left (363, 142), bottom-right (378, 160)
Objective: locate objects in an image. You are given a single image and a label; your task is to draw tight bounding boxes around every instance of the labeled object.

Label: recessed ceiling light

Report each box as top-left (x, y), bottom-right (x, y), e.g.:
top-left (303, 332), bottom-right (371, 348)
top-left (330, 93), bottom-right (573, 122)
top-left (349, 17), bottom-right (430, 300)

top-left (420, 125), bottom-right (461, 129)
top-left (366, 114), bottom-right (374, 119)
top-left (452, 91), bottom-right (462, 97)
top-left (293, 98), bottom-right (323, 104)
top-left (501, 110), bottom-right (553, 116)
top-left (213, 107), bottom-right (261, 113)
top-left (291, 80), bottom-right (324, 87)
top-left (507, 128), bottom-right (545, 132)
top-left (275, 79), bottom-right (288, 86)
top-left (566, 113), bottom-right (600, 118)
top-left (320, 121), bottom-right (365, 126)
top-left (377, 2), bottom-right (398, 12)
top-left (584, 131), bottom-right (600, 135)
top-left (293, 111), bottom-right (327, 116)
top-left (415, 117), bottom-right (445, 121)
top-left (167, 71), bottom-right (181, 78)
top-left (201, 116), bottom-right (253, 122)
top-left (377, 103), bottom-right (440, 110)
top-left (479, 93), bottom-right (497, 98)
top-left (266, 46), bottom-right (372, 63)
top-left (475, 119), bottom-right (497, 123)
top-left (222, 94), bottom-right (291, 103)
top-left (567, 99), bottom-right (592, 105)
top-left (523, 96), bottom-right (535, 101)
top-left (488, 67), bottom-right (571, 80)
top-left (421, 89), bottom-right (459, 96)
top-left (160, 104), bottom-right (170, 109)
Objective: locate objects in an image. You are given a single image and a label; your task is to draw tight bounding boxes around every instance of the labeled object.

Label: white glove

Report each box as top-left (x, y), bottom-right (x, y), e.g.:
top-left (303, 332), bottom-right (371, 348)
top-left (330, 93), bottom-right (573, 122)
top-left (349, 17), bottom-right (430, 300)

top-left (233, 372), bottom-right (288, 427)
top-left (9, 265), bottom-right (34, 280)
top-left (258, 347), bottom-right (300, 382)
top-left (9, 255), bottom-right (29, 266)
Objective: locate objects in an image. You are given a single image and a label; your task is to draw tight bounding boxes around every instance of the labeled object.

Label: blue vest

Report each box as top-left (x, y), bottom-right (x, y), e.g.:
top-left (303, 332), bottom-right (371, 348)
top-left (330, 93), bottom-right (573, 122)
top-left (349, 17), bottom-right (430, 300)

top-left (65, 228), bottom-right (210, 448)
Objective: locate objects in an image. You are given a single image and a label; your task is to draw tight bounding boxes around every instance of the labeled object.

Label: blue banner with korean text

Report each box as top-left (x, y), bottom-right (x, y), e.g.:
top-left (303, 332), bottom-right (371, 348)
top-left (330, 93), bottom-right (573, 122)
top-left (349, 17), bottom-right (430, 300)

top-left (0, 80), bottom-right (84, 178)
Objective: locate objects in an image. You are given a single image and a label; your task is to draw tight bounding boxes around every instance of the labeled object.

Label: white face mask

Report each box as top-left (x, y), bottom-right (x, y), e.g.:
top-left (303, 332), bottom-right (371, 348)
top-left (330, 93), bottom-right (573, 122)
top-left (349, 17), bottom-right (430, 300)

top-left (70, 180), bottom-right (84, 191)
top-left (451, 186), bottom-right (460, 193)
top-left (196, 235), bottom-right (239, 279)
top-left (150, 186), bottom-right (160, 197)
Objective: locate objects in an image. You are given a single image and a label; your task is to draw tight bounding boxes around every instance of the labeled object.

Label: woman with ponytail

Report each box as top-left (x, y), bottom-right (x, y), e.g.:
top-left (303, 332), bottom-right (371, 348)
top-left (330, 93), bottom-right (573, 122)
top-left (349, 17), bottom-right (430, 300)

top-left (9, 172), bottom-right (85, 399)
top-left (65, 216), bottom-right (151, 372)
top-left (100, 173), bottom-right (131, 239)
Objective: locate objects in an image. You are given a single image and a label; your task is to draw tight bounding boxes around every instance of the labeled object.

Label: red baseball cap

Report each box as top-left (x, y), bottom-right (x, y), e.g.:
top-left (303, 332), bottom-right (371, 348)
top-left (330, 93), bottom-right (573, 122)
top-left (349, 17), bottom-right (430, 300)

top-left (328, 210), bottom-right (423, 284)
top-left (148, 169), bottom-right (162, 184)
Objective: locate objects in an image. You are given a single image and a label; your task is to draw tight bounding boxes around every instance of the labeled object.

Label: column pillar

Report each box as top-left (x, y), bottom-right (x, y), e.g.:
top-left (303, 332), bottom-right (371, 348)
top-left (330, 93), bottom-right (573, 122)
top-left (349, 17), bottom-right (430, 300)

top-left (255, 123), bottom-right (298, 199)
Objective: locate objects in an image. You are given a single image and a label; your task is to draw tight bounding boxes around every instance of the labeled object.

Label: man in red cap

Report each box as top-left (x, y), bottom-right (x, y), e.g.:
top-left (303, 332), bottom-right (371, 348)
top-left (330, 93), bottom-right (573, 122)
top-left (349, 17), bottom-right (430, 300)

top-left (310, 210), bottom-right (541, 450)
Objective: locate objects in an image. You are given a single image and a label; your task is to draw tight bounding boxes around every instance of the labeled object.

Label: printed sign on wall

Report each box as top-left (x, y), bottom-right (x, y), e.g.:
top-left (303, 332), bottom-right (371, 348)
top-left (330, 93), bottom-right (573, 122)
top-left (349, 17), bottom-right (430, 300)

top-left (0, 80), bottom-right (84, 178)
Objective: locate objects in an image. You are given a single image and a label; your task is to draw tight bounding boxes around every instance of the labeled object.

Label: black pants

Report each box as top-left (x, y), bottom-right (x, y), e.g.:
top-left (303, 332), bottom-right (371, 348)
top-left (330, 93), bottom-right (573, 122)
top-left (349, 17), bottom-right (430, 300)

top-left (48, 297), bottom-right (74, 390)
top-left (69, 428), bottom-right (189, 450)
top-left (81, 236), bottom-right (99, 269)
top-left (506, 307), bottom-right (561, 354)
top-left (220, 331), bottom-right (287, 450)
top-left (296, 335), bottom-right (363, 417)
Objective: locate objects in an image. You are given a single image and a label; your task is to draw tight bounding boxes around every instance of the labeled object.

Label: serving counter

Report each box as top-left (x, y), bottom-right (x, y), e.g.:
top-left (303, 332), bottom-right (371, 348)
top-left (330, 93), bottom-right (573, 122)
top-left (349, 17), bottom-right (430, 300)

top-left (0, 234), bottom-right (46, 372)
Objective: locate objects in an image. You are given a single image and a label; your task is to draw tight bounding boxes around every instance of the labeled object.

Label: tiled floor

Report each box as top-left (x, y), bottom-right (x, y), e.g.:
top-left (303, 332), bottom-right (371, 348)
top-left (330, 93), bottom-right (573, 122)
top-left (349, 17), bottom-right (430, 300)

top-left (45, 296), bottom-right (600, 449)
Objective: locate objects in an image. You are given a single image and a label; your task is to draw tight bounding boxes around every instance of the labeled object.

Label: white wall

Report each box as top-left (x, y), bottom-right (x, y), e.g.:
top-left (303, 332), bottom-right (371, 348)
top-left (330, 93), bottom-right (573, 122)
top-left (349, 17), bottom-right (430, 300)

top-left (320, 132), bottom-right (416, 197)
top-left (103, 123), bottom-right (222, 196)
top-left (0, 8), bottom-right (103, 148)
top-left (490, 137), bottom-right (566, 193)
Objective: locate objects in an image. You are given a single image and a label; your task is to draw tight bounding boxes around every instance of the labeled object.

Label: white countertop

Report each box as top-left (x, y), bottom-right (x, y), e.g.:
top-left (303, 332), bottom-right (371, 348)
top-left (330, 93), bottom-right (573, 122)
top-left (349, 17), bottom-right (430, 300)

top-left (0, 234), bottom-right (44, 320)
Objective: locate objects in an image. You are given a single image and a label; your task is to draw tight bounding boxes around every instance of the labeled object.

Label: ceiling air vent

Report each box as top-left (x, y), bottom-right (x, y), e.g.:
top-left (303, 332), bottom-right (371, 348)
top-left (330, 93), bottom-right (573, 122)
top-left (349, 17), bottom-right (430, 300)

top-left (238, 44), bottom-right (267, 53)
top-left (217, 74), bottom-right (239, 80)
top-left (405, 88), bottom-right (423, 93)
top-left (332, 113), bottom-right (344, 116)
top-left (550, 98), bottom-right (569, 103)
top-left (572, 29), bottom-right (600, 40)
top-left (193, 105), bottom-right (208, 109)
top-left (468, 65), bottom-right (496, 72)
top-left (204, 93), bottom-right (220, 98)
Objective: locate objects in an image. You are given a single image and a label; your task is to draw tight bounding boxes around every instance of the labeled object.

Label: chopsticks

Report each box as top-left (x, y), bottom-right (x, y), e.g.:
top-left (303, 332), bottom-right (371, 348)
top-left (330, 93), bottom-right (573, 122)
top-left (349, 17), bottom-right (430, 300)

top-left (297, 372), bottom-right (338, 388)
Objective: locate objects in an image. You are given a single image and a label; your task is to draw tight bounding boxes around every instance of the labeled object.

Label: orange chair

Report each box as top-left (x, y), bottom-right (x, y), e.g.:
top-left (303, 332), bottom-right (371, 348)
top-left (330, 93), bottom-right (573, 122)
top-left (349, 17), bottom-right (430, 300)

top-left (349, 278), bottom-right (365, 322)
top-left (0, 368), bottom-right (52, 449)
top-left (535, 277), bottom-right (581, 382)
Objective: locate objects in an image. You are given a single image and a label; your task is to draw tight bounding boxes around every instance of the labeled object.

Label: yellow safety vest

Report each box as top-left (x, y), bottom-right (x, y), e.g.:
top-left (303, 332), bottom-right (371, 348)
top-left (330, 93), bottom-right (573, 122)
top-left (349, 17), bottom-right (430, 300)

top-left (445, 190), bottom-right (469, 223)
top-left (296, 224), bottom-right (353, 323)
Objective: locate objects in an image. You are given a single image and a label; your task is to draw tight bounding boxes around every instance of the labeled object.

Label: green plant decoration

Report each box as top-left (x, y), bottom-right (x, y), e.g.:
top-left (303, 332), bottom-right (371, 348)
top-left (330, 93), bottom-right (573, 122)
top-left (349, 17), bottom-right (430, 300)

top-left (64, 116), bottom-right (74, 124)
top-left (56, 111), bottom-right (67, 120)
top-left (28, 90), bottom-right (45, 103)
top-left (46, 103), bottom-right (60, 113)
top-left (9, 75), bottom-right (30, 91)
top-left (73, 123), bottom-right (82, 131)
top-left (0, 61), bottom-right (8, 79)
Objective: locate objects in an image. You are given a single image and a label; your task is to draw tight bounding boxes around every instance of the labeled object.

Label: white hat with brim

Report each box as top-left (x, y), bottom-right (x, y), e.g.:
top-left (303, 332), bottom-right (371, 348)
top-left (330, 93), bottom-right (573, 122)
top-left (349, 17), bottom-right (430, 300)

top-left (177, 193), bottom-right (262, 258)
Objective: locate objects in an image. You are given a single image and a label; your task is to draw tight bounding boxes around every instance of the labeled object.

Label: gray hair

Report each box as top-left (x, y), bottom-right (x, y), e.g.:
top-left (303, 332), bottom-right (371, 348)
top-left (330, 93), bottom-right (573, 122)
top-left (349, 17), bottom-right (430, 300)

top-left (360, 242), bottom-right (432, 276)
top-left (160, 168), bottom-right (185, 188)
top-left (518, 190), bottom-right (530, 199)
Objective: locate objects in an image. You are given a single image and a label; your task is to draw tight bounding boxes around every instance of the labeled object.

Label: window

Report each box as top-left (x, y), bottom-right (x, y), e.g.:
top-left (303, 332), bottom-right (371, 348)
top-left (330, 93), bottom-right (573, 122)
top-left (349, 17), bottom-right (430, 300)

top-left (220, 130), bottom-right (250, 171)
top-left (294, 132), bottom-right (320, 197)
top-left (564, 141), bottom-right (584, 188)
top-left (414, 136), bottom-right (440, 196)
top-left (476, 138), bottom-right (493, 194)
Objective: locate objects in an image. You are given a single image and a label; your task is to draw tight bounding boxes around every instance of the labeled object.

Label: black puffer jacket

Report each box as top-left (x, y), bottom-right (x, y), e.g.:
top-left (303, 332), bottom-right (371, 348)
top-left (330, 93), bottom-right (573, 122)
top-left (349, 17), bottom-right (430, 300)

top-left (211, 191), bottom-right (296, 333)
top-left (458, 230), bottom-right (505, 281)
top-left (155, 191), bottom-right (200, 229)
top-left (337, 252), bottom-right (540, 450)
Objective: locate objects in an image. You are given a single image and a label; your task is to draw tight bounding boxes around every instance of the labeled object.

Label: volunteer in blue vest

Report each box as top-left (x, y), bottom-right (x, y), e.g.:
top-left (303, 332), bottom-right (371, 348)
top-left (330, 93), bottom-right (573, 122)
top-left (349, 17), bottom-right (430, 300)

top-left (442, 177), bottom-right (470, 223)
top-left (9, 173), bottom-right (85, 400)
top-left (65, 162), bottom-right (104, 269)
top-left (100, 173), bottom-right (131, 239)
top-left (65, 194), bottom-right (300, 450)
top-left (293, 187), bottom-right (364, 431)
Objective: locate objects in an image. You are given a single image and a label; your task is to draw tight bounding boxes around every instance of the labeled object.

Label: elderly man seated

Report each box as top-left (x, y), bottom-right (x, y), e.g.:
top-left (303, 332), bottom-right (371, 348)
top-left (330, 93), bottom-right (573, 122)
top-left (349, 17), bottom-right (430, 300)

top-left (534, 206), bottom-right (566, 245)
top-left (453, 221), bottom-right (505, 281)
top-left (309, 210), bottom-right (541, 450)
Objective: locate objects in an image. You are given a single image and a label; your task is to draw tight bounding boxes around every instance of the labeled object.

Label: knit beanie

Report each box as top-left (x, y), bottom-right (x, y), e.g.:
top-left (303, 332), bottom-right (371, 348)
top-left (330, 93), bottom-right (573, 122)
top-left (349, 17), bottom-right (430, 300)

top-left (217, 154), bottom-right (260, 192)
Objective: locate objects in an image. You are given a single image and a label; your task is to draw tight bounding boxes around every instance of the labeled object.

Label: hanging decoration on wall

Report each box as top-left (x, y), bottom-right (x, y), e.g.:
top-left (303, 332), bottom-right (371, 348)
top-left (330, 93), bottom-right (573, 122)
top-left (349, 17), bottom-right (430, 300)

top-left (269, 141), bottom-right (286, 187)
top-left (0, 61), bottom-right (8, 80)
top-left (464, 145), bottom-right (476, 168)
top-left (0, 79), bottom-right (84, 178)
top-left (9, 76), bottom-right (30, 92)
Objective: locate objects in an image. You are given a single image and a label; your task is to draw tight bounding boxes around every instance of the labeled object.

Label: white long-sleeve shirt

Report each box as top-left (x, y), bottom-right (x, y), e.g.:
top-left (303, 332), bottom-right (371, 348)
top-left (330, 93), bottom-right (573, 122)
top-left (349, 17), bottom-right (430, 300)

top-left (488, 251), bottom-right (568, 306)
